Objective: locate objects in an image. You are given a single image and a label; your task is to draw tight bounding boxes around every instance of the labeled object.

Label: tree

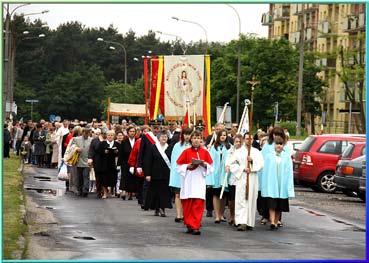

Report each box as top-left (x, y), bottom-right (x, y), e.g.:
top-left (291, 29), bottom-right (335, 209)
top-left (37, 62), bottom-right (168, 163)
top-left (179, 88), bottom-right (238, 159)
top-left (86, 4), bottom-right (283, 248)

top-left (38, 63), bottom-right (105, 120)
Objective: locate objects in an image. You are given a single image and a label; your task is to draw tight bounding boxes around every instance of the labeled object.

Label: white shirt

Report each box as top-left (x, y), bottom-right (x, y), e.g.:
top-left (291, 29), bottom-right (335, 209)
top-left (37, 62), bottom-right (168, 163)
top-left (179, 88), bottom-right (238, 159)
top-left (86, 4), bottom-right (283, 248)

top-left (107, 140), bottom-right (114, 148)
top-left (129, 137), bottom-right (135, 149)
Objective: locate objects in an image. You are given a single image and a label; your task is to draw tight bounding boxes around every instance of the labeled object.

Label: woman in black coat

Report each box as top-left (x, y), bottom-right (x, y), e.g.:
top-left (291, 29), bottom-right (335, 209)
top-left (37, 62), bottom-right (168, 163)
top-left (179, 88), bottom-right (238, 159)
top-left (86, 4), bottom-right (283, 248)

top-left (143, 131), bottom-right (172, 216)
top-left (99, 130), bottom-right (119, 199)
top-left (88, 130), bottom-right (105, 198)
top-left (119, 126), bottom-right (137, 200)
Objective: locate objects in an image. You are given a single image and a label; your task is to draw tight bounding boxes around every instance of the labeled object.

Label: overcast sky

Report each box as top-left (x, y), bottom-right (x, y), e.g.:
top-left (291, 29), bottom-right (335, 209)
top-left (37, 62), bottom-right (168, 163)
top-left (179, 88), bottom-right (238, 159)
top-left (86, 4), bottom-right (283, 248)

top-left (10, 3), bottom-right (269, 43)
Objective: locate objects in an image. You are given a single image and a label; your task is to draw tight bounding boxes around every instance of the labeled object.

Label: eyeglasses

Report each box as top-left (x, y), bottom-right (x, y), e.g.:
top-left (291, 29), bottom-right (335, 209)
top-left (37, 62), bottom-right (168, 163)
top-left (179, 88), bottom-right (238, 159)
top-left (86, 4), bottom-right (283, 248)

top-left (275, 142), bottom-right (284, 145)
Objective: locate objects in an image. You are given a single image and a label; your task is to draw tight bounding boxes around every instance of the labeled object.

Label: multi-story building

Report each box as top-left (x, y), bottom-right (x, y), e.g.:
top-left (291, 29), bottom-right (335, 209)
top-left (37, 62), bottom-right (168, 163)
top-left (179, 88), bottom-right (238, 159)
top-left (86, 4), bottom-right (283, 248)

top-left (261, 3), bottom-right (365, 134)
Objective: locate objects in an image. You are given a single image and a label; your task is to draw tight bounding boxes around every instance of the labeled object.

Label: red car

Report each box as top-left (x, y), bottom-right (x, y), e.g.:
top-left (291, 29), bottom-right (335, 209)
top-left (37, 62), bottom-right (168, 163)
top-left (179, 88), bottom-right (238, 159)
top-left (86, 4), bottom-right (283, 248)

top-left (293, 134), bottom-right (366, 193)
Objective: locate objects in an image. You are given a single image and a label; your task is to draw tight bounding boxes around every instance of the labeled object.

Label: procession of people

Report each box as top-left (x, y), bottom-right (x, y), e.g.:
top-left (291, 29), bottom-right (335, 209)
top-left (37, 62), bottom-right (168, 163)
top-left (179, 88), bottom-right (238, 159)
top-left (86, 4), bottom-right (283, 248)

top-left (5, 116), bottom-right (295, 236)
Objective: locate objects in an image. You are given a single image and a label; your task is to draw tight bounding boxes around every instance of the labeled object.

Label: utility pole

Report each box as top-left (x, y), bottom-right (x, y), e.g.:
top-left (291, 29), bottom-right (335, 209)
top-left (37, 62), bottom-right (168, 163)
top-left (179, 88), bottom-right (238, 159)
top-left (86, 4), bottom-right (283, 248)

top-left (296, 4), bottom-right (305, 136)
top-left (3, 4), bottom-right (11, 120)
top-left (274, 101), bottom-right (279, 124)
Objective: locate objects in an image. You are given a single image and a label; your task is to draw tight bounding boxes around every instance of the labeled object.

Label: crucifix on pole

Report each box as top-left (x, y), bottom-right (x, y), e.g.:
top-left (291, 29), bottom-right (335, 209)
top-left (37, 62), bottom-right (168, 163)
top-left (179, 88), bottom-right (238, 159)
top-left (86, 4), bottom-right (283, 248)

top-left (245, 75), bottom-right (260, 200)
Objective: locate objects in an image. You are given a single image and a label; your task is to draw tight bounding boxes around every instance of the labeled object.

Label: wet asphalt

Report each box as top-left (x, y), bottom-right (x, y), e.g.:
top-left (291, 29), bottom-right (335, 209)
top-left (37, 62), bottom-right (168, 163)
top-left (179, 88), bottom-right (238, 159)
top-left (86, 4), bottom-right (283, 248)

top-left (23, 166), bottom-right (366, 260)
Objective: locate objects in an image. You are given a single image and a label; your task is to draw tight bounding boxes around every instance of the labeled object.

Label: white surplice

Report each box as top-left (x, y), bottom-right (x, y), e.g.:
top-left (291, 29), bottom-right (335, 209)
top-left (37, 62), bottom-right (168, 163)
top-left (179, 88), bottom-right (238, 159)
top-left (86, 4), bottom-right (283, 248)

top-left (230, 146), bottom-right (264, 227)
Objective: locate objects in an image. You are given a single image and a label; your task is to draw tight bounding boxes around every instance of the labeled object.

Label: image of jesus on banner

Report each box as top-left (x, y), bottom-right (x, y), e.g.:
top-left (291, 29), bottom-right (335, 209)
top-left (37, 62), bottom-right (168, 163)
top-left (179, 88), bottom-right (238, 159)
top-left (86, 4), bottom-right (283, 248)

top-left (164, 55), bottom-right (204, 120)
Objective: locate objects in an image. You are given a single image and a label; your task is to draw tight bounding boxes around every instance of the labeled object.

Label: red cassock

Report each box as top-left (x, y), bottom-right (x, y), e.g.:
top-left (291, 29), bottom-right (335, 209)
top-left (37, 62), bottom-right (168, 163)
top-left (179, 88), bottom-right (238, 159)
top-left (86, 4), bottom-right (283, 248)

top-left (177, 147), bottom-right (213, 231)
top-left (176, 147), bottom-right (213, 166)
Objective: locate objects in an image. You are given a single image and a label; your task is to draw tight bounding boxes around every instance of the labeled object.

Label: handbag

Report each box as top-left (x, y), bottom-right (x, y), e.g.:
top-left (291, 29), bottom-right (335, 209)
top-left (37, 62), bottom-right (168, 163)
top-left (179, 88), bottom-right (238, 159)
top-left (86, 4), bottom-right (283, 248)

top-left (57, 162), bottom-right (69, 181)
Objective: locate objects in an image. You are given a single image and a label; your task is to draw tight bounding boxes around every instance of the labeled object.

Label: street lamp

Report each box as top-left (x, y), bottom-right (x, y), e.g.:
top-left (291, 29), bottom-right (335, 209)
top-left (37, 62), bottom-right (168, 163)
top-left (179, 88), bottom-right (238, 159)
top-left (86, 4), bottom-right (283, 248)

top-left (171, 16), bottom-right (208, 54)
top-left (226, 4), bottom-right (242, 123)
top-left (156, 30), bottom-right (187, 55)
top-left (3, 4), bottom-right (49, 120)
top-left (97, 37), bottom-right (127, 84)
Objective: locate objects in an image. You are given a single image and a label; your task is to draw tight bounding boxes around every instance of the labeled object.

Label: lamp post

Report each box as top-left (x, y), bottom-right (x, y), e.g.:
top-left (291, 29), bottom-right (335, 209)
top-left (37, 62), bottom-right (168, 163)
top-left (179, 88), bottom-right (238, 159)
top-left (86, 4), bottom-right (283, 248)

top-left (296, 4), bottom-right (305, 136)
top-left (3, 4), bottom-right (49, 120)
top-left (226, 4), bottom-right (242, 123)
top-left (97, 37), bottom-right (127, 84)
top-left (156, 30), bottom-right (187, 55)
top-left (171, 16), bottom-right (208, 54)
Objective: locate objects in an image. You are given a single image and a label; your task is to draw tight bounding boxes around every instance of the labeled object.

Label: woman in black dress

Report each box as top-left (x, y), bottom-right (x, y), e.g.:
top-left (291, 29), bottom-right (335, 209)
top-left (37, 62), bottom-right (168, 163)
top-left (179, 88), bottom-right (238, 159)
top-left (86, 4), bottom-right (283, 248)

top-left (119, 126), bottom-right (137, 200)
top-left (144, 131), bottom-right (172, 216)
top-left (99, 130), bottom-right (119, 199)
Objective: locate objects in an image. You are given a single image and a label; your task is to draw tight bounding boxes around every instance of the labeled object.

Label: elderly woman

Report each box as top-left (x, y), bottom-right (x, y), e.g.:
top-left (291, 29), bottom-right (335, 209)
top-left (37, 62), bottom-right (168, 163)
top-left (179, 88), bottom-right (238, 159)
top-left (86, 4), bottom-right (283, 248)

top-left (99, 130), bottom-right (120, 199)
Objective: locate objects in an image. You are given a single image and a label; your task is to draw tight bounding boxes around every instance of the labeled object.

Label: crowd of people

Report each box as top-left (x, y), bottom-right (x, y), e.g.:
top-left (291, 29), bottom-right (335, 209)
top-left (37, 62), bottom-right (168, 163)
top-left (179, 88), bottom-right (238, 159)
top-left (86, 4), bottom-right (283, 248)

top-left (4, 118), bottom-right (294, 236)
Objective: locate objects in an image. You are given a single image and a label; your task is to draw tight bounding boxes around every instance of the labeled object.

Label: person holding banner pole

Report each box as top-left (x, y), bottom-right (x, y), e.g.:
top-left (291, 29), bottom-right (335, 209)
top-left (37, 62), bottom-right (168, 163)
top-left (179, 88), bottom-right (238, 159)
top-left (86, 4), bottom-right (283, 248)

top-left (209, 129), bottom-right (231, 223)
top-left (230, 132), bottom-right (263, 231)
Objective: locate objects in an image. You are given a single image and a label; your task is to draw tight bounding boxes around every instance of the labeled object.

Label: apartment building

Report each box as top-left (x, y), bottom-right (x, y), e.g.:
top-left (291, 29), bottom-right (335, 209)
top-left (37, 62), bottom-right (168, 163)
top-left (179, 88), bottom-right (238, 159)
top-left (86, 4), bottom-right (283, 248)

top-left (261, 3), bottom-right (365, 134)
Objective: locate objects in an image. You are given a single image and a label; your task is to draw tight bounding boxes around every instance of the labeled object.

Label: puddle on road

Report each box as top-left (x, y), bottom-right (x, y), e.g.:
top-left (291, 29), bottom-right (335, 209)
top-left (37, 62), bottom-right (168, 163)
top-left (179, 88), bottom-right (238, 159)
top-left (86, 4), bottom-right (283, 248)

top-left (299, 207), bottom-right (325, 216)
top-left (73, 236), bottom-right (96, 240)
top-left (34, 176), bottom-right (52, 181)
top-left (332, 219), bottom-right (365, 232)
top-left (36, 205), bottom-right (55, 210)
top-left (34, 231), bottom-right (50, 237)
top-left (25, 187), bottom-right (64, 196)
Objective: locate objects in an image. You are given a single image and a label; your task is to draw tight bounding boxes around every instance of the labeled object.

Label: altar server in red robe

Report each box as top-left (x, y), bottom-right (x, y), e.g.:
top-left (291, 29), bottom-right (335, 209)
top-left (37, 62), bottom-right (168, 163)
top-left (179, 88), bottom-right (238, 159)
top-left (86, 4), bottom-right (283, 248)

top-left (176, 130), bottom-right (213, 235)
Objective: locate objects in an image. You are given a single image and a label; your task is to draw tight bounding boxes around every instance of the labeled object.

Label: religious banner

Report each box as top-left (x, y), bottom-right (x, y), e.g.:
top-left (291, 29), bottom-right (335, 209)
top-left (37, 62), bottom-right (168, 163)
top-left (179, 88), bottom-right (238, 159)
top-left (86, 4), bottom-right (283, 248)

top-left (163, 55), bottom-right (204, 120)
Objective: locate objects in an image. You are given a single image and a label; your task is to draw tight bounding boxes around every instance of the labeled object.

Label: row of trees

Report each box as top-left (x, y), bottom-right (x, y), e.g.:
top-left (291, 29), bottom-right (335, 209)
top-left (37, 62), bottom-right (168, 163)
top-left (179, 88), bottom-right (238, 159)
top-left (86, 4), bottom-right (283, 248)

top-left (12, 15), bottom-right (325, 130)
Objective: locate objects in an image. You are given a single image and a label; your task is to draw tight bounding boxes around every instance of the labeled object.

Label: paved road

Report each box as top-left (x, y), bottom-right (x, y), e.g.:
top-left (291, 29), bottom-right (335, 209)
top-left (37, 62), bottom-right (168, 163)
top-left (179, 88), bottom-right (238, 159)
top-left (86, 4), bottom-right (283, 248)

top-left (294, 185), bottom-right (365, 226)
top-left (23, 166), bottom-right (365, 260)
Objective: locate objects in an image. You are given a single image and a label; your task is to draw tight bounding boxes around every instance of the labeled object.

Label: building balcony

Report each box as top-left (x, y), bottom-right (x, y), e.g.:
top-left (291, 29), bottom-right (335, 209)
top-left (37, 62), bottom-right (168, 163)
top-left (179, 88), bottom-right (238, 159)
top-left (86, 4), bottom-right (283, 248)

top-left (305, 3), bottom-right (319, 12)
top-left (293, 4), bottom-right (303, 15)
top-left (273, 7), bottom-right (290, 21)
top-left (342, 14), bottom-right (365, 33)
top-left (261, 13), bottom-right (273, 26)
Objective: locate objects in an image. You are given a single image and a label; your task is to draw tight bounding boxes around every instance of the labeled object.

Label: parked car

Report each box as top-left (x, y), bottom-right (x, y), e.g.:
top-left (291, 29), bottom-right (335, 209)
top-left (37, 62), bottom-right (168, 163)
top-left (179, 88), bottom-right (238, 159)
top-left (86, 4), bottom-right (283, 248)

top-left (335, 155), bottom-right (366, 201)
top-left (339, 142), bottom-right (366, 161)
top-left (358, 160), bottom-right (366, 201)
top-left (293, 134), bottom-right (366, 193)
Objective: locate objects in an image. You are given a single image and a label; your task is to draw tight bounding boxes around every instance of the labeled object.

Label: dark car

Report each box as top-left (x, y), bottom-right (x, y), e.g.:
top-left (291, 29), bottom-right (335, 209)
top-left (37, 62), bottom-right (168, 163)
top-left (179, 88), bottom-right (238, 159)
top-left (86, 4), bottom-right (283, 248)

top-left (358, 160), bottom-right (366, 201)
top-left (335, 155), bottom-right (366, 201)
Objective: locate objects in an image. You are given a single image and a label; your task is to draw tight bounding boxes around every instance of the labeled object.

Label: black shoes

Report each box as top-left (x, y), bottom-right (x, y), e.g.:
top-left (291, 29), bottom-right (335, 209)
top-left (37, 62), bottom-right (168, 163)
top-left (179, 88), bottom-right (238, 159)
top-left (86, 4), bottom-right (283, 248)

top-left (154, 210), bottom-right (160, 216)
top-left (175, 217), bottom-right (183, 223)
top-left (192, 230), bottom-right (201, 235)
top-left (186, 228), bottom-right (193, 234)
top-left (82, 193), bottom-right (88, 198)
top-left (159, 209), bottom-right (166, 217)
top-left (206, 211), bottom-right (213, 217)
top-left (237, 224), bottom-right (247, 231)
top-left (214, 220), bottom-right (221, 224)
top-left (270, 224), bottom-right (278, 230)
top-left (246, 225), bottom-right (253, 231)
top-left (121, 195), bottom-right (126, 200)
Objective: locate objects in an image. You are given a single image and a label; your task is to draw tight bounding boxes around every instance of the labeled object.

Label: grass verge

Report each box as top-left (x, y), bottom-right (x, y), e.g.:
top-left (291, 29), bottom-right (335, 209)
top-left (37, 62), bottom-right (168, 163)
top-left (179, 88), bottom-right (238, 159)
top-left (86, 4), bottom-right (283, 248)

top-left (3, 154), bottom-right (27, 259)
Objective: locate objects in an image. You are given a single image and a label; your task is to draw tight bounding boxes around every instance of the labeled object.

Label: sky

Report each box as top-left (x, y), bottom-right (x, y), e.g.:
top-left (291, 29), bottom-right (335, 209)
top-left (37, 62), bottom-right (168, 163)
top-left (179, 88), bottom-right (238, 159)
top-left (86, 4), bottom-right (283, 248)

top-left (9, 3), bottom-right (269, 43)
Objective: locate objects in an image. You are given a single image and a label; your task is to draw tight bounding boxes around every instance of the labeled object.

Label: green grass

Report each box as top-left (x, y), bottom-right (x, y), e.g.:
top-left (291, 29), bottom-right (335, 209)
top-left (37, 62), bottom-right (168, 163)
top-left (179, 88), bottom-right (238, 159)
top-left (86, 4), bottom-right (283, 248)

top-left (3, 154), bottom-right (27, 259)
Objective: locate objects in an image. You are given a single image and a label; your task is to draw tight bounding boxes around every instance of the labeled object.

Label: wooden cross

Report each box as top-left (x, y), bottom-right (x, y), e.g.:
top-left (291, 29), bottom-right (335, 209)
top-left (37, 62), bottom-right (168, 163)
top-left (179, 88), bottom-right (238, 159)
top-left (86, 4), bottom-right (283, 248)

top-left (245, 75), bottom-right (259, 200)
